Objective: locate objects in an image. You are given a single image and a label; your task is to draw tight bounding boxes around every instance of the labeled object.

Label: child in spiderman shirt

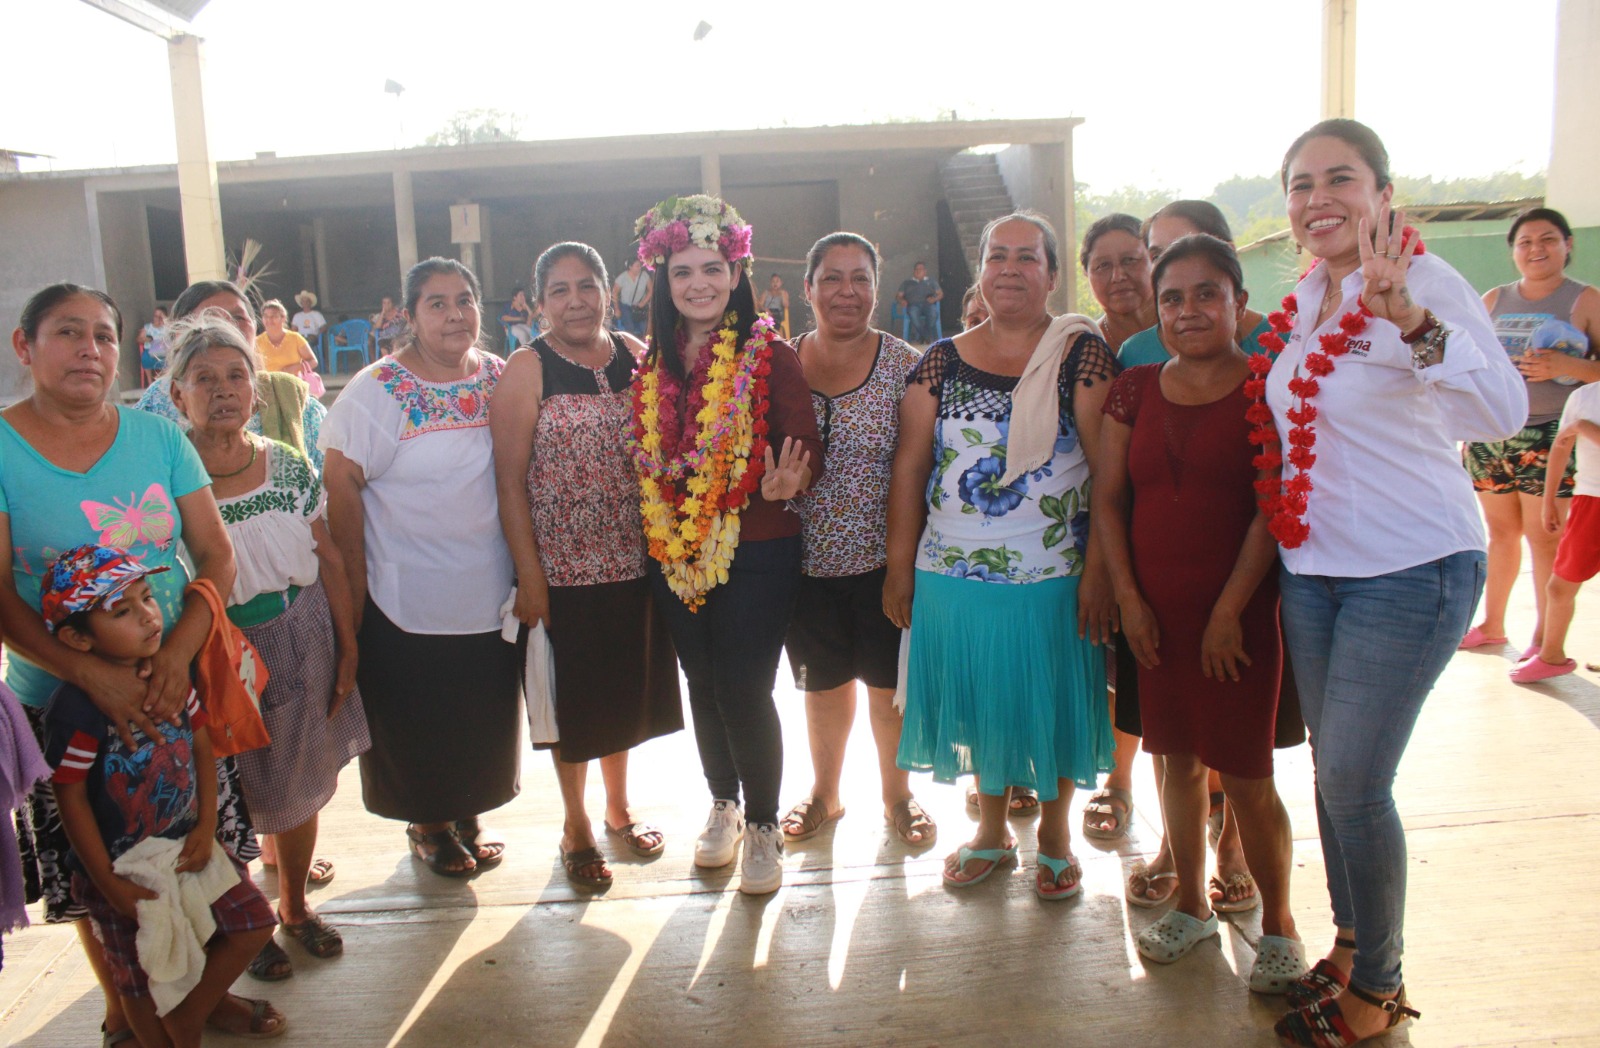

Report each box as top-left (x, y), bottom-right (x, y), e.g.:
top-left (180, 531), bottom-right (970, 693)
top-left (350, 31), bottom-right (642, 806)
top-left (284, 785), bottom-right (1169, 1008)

top-left (40, 545), bottom-right (279, 1048)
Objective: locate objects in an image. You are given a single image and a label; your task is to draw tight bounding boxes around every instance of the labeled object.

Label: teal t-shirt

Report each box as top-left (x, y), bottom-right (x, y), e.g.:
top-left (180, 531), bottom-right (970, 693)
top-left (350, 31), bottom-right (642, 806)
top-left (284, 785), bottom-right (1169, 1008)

top-left (0, 407), bottom-right (209, 707)
top-left (1116, 316), bottom-right (1276, 368)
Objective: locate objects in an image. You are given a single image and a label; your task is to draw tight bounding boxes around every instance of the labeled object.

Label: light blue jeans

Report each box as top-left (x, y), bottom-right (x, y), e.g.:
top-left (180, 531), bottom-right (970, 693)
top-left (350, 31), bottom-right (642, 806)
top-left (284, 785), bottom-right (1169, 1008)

top-left (1279, 550), bottom-right (1484, 994)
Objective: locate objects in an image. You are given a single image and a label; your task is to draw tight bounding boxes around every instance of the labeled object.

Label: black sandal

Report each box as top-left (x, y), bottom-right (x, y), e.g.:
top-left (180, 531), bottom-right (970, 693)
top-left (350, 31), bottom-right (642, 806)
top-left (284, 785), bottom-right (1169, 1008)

top-left (245, 937), bottom-right (293, 981)
top-left (407, 824), bottom-right (476, 877)
top-left (1284, 935), bottom-right (1357, 1009)
top-left (1275, 982), bottom-right (1419, 1046)
top-left (455, 817), bottom-right (505, 867)
top-left (278, 911), bottom-right (344, 959)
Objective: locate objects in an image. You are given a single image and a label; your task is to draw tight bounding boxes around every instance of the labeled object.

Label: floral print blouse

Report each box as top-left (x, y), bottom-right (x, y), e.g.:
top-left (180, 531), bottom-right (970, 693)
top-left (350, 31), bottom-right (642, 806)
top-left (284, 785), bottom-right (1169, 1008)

top-left (795, 333), bottom-right (920, 577)
top-left (910, 335), bottom-right (1115, 584)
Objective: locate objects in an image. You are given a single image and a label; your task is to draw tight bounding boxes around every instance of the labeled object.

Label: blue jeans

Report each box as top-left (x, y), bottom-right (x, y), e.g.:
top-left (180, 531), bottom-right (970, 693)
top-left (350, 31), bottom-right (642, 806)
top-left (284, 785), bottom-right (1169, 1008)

top-left (907, 302), bottom-right (938, 343)
top-left (650, 535), bottom-right (800, 826)
top-left (1279, 551), bottom-right (1484, 994)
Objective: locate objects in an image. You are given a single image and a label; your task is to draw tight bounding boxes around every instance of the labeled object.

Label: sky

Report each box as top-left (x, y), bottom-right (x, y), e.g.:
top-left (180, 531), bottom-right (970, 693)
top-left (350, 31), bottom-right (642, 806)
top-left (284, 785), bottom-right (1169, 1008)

top-left (0, 0), bottom-right (1560, 197)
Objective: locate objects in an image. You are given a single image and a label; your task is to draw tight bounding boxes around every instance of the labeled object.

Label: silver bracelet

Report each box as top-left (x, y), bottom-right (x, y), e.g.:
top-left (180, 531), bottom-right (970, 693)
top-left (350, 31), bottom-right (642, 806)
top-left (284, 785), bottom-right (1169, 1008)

top-left (1411, 322), bottom-right (1446, 369)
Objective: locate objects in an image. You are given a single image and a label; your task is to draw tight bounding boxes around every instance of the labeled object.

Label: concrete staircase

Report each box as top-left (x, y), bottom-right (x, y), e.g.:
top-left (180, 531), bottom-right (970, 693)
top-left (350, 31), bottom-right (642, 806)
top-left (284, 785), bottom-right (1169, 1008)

top-left (940, 152), bottom-right (1016, 278)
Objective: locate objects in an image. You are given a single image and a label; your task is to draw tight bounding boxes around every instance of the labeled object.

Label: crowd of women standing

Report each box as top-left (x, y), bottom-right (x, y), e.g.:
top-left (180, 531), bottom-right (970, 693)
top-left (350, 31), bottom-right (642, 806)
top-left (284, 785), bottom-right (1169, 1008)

top-left (1, 116), bottom-right (1552, 1047)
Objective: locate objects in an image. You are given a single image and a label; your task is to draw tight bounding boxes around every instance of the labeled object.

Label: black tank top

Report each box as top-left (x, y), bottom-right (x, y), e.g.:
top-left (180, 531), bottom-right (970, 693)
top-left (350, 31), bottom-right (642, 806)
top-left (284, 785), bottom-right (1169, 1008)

top-left (532, 333), bottom-right (634, 399)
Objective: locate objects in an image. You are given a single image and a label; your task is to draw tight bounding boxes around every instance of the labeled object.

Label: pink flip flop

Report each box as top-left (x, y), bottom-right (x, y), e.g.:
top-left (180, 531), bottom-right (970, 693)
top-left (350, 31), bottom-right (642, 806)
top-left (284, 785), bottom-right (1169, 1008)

top-left (1458, 626), bottom-right (1508, 650)
top-left (1510, 656), bottom-right (1577, 683)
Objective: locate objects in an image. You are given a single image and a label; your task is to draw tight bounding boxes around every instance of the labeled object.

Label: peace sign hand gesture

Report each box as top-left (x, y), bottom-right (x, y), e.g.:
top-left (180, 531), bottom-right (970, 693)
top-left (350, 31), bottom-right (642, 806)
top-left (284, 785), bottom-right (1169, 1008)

top-left (761, 436), bottom-right (812, 502)
top-left (1357, 202), bottom-right (1426, 333)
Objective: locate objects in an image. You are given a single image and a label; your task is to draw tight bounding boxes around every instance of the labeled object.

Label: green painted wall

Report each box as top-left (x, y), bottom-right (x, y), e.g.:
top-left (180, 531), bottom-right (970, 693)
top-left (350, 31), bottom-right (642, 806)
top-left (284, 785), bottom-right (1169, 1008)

top-left (1239, 225), bottom-right (1600, 307)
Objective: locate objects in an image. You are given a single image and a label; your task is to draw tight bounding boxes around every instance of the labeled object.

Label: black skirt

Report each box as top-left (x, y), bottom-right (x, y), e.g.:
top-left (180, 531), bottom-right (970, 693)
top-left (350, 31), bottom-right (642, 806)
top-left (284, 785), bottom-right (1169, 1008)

top-left (541, 577), bottom-right (683, 763)
top-left (356, 598), bottom-right (522, 822)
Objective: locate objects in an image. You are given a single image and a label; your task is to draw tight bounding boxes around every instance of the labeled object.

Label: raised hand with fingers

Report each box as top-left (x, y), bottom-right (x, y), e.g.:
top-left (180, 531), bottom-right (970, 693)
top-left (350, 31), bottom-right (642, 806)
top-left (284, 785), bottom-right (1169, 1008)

top-left (760, 436), bottom-right (812, 502)
top-left (1357, 202), bottom-right (1425, 333)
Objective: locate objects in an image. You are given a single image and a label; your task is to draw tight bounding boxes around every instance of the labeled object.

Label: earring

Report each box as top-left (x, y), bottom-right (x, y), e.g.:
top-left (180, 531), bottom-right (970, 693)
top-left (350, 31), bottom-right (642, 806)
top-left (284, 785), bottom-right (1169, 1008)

top-left (1294, 240), bottom-right (1303, 255)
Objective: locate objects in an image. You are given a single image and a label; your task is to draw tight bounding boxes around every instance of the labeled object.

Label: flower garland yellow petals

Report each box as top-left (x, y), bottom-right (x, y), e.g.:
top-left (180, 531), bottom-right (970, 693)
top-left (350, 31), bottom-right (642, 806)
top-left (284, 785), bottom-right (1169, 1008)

top-left (628, 314), bottom-right (777, 610)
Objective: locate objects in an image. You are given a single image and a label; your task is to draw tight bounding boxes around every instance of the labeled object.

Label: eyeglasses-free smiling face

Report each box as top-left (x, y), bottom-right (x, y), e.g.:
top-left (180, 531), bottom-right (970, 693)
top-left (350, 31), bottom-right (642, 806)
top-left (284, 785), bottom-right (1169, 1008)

top-left (1156, 255), bottom-right (1248, 360)
top-left (1285, 135), bottom-right (1393, 267)
top-left (979, 219), bottom-right (1057, 320)
top-left (1511, 219), bottom-right (1571, 281)
top-left (667, 246), bottom-right (739, 329)
top-left (806, 245), bottom-right (877, 339)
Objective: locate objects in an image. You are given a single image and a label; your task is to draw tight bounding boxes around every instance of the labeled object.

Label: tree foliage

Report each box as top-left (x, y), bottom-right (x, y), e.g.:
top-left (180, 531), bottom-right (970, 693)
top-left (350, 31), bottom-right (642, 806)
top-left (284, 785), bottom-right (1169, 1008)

top-left (425, 108), bottom-right (522, 147)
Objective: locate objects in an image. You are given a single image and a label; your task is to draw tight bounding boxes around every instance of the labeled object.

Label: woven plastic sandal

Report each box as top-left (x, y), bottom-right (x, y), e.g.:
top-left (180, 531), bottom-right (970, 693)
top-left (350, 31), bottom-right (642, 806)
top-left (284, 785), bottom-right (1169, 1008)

top-left (1284, 936), bottom-right (1357, 1009)
top-left (1274, 982), bottom-right (1419, 1046)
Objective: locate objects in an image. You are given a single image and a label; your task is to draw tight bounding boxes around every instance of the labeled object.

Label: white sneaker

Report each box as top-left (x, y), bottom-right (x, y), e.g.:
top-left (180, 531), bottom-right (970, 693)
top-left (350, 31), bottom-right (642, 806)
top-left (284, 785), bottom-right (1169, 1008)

top-left (738, 822), bottom-right (784, 895)
top-left (694, 799), bottom-right (745, 868)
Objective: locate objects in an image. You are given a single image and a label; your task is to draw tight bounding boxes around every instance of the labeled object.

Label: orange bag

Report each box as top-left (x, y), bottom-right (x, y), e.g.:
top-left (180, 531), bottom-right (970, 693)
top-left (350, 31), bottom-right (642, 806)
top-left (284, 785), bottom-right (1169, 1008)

top-left (185, 579), bottom-right (271, 758)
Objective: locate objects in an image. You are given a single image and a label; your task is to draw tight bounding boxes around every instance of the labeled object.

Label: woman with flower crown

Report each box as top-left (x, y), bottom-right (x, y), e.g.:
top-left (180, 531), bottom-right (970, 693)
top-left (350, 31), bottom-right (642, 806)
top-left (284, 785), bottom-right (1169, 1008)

top-left (884, 211), bottom-right (1117, 900)
top-left (627, 194), bottom-right (823, 896)
top-left (1264, 119), bottom-right (1524, 1047)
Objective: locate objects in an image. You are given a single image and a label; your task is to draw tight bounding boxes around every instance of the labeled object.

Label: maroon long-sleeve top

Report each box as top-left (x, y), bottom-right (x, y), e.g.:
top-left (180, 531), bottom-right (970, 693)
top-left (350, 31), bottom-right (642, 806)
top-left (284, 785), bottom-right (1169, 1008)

top-left (739, 338), bottom-right (824, 542)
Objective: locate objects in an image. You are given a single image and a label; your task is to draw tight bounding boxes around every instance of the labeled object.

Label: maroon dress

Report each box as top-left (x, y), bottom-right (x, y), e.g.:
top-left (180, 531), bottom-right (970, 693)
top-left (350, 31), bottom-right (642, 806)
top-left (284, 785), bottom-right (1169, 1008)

top-left (1103, 363), bottom-right (1281, 779)
top-left (525, 334), bottom-right (683, 763)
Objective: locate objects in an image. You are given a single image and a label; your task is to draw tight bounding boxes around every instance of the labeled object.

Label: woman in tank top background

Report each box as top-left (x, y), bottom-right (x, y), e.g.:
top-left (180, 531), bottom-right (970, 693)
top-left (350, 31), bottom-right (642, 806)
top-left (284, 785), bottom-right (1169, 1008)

top-left (1460, 208), bottom-right (1600, 658)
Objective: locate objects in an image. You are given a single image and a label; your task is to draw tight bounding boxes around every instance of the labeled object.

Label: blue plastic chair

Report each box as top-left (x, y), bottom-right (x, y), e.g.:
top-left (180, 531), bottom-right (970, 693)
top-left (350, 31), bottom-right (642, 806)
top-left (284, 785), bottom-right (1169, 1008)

top-left (891, 302), bottom-right (908, 341)
top-left (324, 319), bottom-right (374, 376)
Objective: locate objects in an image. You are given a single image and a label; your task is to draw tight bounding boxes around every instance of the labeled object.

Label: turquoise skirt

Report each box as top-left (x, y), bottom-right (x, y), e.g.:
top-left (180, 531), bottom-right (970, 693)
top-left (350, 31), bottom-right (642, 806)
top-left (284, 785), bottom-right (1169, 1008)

top-left (896, 571), bottom-right (1112, 801)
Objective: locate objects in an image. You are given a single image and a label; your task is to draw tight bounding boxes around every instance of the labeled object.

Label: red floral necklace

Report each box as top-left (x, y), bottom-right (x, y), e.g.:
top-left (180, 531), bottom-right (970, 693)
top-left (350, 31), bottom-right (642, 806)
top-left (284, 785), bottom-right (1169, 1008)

top-left (1249, 231), bottom-right (1425, 549)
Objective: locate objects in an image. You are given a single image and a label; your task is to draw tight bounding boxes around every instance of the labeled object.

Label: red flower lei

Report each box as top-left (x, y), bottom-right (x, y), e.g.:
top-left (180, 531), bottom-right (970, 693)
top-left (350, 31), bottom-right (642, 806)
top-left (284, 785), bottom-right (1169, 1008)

top-left (1249, 231), bottom-right (1425, 549)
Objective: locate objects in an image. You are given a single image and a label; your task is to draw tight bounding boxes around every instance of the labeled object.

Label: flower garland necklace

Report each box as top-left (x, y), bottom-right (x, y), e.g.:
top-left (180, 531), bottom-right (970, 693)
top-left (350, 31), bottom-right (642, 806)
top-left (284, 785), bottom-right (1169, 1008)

top-left (1248, 229), bottom-right (1425, 549)
top-left (629, 312), bottom-right (776, 610)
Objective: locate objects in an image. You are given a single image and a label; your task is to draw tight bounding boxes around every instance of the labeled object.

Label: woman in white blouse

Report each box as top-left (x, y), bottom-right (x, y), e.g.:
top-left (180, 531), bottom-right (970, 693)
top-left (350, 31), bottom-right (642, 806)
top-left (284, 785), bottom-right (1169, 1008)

top-left (322, 257), bottom-right (521, 878)
top-left (1268, 120), bottom-right (1525, 1046)
top-left (168, 310), bottom-right (368, 974)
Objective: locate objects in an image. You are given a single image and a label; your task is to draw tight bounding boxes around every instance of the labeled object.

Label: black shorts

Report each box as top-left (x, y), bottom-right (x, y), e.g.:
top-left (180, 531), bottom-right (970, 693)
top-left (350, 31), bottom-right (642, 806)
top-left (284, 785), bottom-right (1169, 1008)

top-left (785, 566), bottom-right (901, 692)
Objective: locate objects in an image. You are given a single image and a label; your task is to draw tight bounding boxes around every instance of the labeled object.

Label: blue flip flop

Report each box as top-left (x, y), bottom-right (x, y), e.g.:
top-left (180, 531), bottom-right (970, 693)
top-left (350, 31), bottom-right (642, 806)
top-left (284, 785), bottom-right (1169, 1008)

top-left (942, 843), bottom-right (1018, 888)
top-left (1035, 852), bottom-right (1083, 900)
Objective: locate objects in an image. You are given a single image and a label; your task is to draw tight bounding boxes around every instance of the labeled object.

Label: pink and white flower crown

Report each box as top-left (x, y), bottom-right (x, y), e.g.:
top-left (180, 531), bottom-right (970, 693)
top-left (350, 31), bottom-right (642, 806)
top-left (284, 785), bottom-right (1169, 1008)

top-left (635, 194), bottom-right (753, 272)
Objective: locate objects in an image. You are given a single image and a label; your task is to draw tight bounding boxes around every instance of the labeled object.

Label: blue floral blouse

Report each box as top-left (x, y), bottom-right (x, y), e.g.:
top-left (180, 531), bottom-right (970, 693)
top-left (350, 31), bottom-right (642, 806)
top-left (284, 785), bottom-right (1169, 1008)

top-left (910, 335), bottom-right (1115, 583)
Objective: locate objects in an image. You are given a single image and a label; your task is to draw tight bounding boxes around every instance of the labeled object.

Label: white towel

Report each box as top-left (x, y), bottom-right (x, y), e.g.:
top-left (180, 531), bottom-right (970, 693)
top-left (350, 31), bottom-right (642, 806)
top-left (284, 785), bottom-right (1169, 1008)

top-left (524, 620), bottom-right (559, 745)
top-left (112, 836), bottom-right (240, 1016)
top-left (997, 314), bottom-right (1104, 486)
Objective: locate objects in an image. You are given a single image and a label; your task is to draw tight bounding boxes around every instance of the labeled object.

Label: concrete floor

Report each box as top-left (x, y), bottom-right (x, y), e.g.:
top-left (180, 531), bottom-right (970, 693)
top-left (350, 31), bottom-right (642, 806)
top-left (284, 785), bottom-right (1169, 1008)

top-left (3, 577), bottom-right (1598, 1047)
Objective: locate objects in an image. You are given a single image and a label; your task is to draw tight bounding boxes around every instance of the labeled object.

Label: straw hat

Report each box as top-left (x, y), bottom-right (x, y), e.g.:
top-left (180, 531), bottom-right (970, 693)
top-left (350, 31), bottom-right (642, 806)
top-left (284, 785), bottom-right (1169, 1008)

top-left (294, 290), bottom-right (318, 309)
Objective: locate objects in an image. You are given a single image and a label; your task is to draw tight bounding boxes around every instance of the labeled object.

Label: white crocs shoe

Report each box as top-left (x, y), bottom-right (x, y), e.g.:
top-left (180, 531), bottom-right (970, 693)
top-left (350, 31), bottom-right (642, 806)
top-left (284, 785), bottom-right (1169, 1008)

top-left (1249, 935), bottom-right (1309, 994)
top-left (694, 799), bottom-right (745, 868)
top-left (738, 822), bottom-right (784, 895)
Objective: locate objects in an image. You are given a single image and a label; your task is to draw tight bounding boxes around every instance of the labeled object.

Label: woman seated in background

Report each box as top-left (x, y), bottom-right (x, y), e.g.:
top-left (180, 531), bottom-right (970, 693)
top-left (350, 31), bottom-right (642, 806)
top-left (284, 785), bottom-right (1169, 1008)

top-left (500, 287), bottom-right (535, 349)
top-left (257, 299), bottom-right (320, 381)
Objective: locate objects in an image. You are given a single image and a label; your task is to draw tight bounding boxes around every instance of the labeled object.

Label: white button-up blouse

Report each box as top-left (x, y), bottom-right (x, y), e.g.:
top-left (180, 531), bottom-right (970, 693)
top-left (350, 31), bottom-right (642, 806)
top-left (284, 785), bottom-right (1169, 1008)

top-left (1265, 252), bottom-right (1527, 578)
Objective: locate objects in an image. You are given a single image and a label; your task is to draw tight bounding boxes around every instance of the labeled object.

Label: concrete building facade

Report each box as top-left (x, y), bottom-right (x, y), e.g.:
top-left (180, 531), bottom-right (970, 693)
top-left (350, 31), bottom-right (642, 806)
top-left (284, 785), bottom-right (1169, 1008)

top-left (0, 119), bottom-right (1081, 401)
